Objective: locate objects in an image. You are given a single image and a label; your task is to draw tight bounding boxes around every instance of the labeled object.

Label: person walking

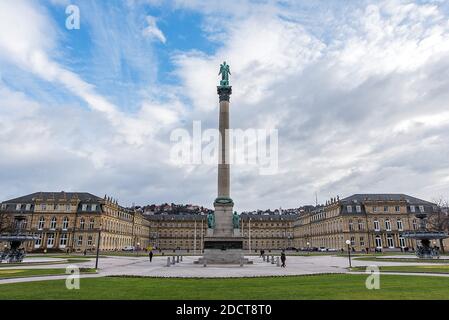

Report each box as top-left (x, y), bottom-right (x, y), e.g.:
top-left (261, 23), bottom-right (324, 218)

top-left (280, 251), bottom-right (286, 268)
top-left (149, 250), bottom-right (153, 262)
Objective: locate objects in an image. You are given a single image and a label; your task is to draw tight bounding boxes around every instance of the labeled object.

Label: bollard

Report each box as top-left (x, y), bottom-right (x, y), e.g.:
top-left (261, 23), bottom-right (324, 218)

top-left (266, 256), bottom-right (270, 263)
top-left (166, 257), bottom-right (171, 267)
top-left (271, 256), bottom-right (275, 264)
top-left (276, 257), bottom-right (281, 267)
top-left (176, 255), bottom-right (180, 263)
top-left (172, 256), bottom-right (175, 265)
top-left (203, 258), bottom-right (207, 267)
top-left (240, 257), bottom-right (244, 267)
top-left (180, 255), bottom-right (183, 262)
top-left (262, 255), bottom-right (266, 262)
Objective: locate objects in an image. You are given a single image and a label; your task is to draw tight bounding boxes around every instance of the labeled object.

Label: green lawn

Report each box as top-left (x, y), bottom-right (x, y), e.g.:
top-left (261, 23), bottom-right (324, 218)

top-left (352, 265), bottom-right (449, 274)
top-left (0, 268), bottom-right (96, 279)
top-left (0, 274), bottom-right (448, 299)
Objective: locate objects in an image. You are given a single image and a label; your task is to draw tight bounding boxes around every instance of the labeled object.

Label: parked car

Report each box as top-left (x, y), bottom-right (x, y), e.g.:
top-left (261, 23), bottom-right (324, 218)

top-left (319, 247), bottom-right (327, 252)
top-left (122, 246), bottom-right (135, 251)
top-left (327, 248), bottom-right (338, 252)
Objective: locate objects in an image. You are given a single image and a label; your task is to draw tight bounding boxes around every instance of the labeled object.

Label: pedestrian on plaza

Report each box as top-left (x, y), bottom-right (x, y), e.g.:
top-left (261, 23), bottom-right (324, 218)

top-left (83, 249), bottom-right (87, 256)
top-left (149, 250), bottom-right (153, 262)
top-left (280, 250), bottom-right (286, 268)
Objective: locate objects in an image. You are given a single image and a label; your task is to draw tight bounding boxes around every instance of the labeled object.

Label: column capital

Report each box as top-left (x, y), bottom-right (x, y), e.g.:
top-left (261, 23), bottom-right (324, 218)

top-left (217, 86), bottom-right (232, 102)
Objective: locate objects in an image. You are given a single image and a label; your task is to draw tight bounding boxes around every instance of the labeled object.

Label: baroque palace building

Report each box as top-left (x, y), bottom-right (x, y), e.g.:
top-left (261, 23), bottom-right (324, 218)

top-left (1, 192), bottom-right (443, 252)
top-left (294, 194), bottom-right (438, 251)
top-left (0, 192), bottom-right (149, 252)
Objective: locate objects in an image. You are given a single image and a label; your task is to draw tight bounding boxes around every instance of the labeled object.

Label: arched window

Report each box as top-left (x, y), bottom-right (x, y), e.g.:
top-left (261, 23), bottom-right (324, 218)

top-left (385, 219), bottom-right (391, 231)
top-left (50, 216), bottom-right (57, 230)
top-left (38, 216), bottom-right (45, 230)
top-left (62, 217), bottom-right (69, 230)
top-left (375, 235), bottom-right (382, 248)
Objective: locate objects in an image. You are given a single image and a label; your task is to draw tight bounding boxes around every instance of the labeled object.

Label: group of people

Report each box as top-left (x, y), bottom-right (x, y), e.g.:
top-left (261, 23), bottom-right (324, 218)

top-left (260, 249), bottom-right (286, 268)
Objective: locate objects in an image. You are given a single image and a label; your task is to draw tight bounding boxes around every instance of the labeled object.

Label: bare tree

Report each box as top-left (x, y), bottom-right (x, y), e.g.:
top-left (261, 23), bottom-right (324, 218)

top-left (428, 198), bottom-right (449, 253)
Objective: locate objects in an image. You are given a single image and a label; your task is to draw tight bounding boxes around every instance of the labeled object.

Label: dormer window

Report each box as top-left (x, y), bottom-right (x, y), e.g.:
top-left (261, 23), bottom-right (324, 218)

top-left (25, 204), bottom-right (31, 211)
top-left (410, 205), bottom-right (415, 213)
top-left (347, 206), bottom-right (352, 213)
top-left (92, 204), bottom-right (97, 211)
top-left (16, 204), bottom-right (21, 211)
top-left (419, 205), bottom-right (424, 212)
top-left (82, 204), bottom-right (87, 211)
top-left (356, 205), bottom-right (361, 213)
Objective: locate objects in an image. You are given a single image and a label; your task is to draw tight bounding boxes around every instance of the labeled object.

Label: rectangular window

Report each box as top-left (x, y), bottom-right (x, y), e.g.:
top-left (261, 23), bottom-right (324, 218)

top-left (419, 205), bottom-right (424, 212)
top-left (77, 236), bottom-right (83, 246)
top-left (374, 220), bottom-right (380, 231)
top-left (25, 204), bottom-right (31, 211)
top-left (347, 206), bottom-right (352, 213)
top-left (373, 206), bottom-right (378, 212)
top-left (16, 204), bottom-right (21, 211)
top-left (360, 237), bottom-right (365, 247)
top-left (91, 204), bottom-right (97, 211)
top-left (358, 221), bottom-right (364, 230)
top-left (82, 204), bottom-right (87, 211)
top-left (397, 220), bottom-right (403, 231)
top-left (387, 236), bottom-right (394, 248)
top-left (60, 234), bottom-right (68, 247)
top-left (399, 237), bottom-right (405, 248)
top-left (395, 206), bottom-right (400, 212)
top-left (410, 205), bottom-right (415, 213)
top-left (385, 220), bottom-right (391, 231)
top-left (383, 206), bottom-right (388, 212)
top-left (66, 204), bottom-right (71, 212)
top-left (350, 237), bottom-right (355, 246)
top-left (356, 205), bottom-right (361, 213)
top-left (47, 233), bottom-right (55, 248)
top-left (35, 235), bottom-right (42, 248)
top-left (375, 236), bottom-right (382, 248)
top-left (41, 204), bottom-right (46, 211)
top-left (88, 236), bottom-right (93, 246)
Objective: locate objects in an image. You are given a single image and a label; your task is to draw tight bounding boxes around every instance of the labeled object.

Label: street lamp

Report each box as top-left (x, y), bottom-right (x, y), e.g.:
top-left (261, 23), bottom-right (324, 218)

top-left (345, 239), bottom-right (352, 268)
top-left (306, 242), bottom-right (310, 255)
top-left (95, 223), bottom-right (102, 270)
top-left (136, 242), bottom-right (140, 256)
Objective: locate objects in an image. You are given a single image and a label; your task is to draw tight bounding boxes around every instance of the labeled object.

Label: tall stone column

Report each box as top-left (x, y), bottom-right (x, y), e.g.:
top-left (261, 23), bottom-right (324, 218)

top-left (217, 86), bottom-right (232, 200)
top-left (214, 86), bottom-right (233, 237)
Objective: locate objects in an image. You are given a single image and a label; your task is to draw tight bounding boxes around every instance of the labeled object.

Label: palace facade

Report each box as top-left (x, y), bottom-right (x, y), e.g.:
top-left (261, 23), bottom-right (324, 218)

top-left (0, 192), bottom-right (150, 252)
top-left (1, 192), bottom-right (444, 252)
top-left (294, 194), bottom-right (438, 251)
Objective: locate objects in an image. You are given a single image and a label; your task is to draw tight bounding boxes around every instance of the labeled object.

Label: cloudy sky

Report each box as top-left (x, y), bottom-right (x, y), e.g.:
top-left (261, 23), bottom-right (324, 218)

top-left (0, 0), bottom-right (449, 211)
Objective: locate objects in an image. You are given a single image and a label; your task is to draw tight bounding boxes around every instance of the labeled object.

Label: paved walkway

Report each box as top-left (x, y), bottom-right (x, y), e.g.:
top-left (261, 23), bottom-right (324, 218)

top-left (0, 254), bottom-right (448, 284)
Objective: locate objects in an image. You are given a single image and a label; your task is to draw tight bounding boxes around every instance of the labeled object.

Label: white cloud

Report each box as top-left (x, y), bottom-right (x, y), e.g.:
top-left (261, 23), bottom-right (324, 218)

top-left (142, 15), bottom-right (166, 43)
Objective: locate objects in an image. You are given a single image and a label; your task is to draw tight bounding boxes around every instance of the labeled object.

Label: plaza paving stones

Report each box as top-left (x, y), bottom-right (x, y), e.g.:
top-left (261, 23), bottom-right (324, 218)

top-left (1, 254), bottom-right (449, 284)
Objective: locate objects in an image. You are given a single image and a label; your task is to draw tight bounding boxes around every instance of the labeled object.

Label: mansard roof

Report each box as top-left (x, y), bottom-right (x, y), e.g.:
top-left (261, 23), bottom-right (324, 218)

top-left (2, 192), bottom-right (103, 203)
top-left (341, 194), bottom-right (435, 205)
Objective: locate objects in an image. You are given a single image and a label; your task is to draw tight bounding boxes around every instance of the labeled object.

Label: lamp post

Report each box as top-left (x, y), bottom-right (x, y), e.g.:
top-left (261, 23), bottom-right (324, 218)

top-left (136, 242), bottom-right (140, 256)
top-left (95, 223), bottom-right (102, 270)
top-left (306, 241), bottom-right (310, 255)
top-left (248, 217), bottom-right (252, 254)
top-left (345, 239), bottom-right (352, 268)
